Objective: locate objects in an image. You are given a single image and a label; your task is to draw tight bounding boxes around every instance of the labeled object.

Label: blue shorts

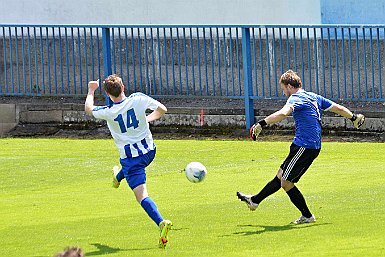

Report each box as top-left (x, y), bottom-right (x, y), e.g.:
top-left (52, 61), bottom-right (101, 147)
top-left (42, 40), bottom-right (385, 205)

top-left (119, 149), bottom-right (156, 190)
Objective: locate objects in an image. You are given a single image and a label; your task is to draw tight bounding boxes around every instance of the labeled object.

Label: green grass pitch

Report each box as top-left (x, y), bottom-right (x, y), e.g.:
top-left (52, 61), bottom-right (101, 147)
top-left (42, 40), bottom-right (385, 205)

top-left (0, 138), bottom-right (384, 257)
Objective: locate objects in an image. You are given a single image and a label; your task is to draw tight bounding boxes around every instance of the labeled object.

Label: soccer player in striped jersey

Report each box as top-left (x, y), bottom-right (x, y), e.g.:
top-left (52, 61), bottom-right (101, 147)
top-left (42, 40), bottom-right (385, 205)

top-left (237, 69), bottom-right (365, 224)
top-left (85, 75), bottom-right (172, 248)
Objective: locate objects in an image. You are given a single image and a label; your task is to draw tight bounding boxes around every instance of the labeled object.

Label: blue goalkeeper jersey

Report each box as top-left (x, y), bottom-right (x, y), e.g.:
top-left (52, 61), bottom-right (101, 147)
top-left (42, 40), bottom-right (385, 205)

top-left (285, 89), bottom-right (334, 149)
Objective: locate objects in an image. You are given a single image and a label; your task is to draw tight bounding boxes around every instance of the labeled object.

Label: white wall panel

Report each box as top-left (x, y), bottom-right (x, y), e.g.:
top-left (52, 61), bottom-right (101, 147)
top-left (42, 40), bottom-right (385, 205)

top-left (0, 0), bottom-right (321, 25)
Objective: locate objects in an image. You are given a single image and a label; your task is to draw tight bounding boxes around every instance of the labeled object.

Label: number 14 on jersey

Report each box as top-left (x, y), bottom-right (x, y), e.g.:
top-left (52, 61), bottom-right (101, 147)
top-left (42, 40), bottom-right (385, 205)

top-left (114, 108), bottom-right (139, 133)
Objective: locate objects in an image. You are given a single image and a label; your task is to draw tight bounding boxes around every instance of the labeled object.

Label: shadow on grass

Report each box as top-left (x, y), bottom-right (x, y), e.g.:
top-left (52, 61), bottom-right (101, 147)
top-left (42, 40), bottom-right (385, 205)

top-left (219, 223), bottom-right (331, 237)
top-left (84, 227), bottom-right (190, 255)
top-left (85, 243), bottom-right (153, 256)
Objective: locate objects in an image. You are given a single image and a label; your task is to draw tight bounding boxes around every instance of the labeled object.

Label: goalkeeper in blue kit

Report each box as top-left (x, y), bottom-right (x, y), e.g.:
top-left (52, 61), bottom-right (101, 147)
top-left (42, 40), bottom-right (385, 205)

top-left (85, 75), bottom-right (172, 248)
top-left (237, 70), bottom-right (365, 224)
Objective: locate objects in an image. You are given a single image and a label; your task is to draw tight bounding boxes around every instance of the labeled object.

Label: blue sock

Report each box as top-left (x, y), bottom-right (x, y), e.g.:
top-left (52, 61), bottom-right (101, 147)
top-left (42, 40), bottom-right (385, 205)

top-left (116, 170), bottom-right (125, 182)
top-left (140, 197), bottom-right (164, 226)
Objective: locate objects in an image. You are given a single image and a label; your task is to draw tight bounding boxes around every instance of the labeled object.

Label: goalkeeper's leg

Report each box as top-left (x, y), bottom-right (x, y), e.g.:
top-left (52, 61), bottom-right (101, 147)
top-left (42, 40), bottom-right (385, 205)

top-left (251, 175), bottom-right (281, 204)
top-left (237, 174), bottom-right (281, 210)
top-left (279, 144), bottom-right (320, 220)
top-left (285, 185), bottom-right (313, 219)
top-left (237, 169), bottom-right (281, 211)
top-left (280, 177), bottom-right (312, 218)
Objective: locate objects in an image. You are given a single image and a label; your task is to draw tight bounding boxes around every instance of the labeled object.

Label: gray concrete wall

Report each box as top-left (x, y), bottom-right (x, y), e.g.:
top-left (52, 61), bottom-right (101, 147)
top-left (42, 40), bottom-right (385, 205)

top-left (3, 102), bottom-right (384, 139)
top-left (0, 104), bottom-right (17, 136)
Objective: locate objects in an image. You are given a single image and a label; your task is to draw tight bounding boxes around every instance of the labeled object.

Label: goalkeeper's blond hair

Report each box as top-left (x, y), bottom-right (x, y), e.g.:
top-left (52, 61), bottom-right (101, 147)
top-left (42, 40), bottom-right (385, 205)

top-left (279, 70), bottom-right (302, 88)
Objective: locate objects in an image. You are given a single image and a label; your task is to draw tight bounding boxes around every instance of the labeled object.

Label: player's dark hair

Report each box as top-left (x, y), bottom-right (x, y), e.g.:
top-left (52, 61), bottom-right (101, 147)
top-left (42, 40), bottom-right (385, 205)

top-left (103, 74), bottom-right (123, 97)
top-left (279, 70), bottom-right (302, 88)
top-left (54, 246), bottom-right (84, 257)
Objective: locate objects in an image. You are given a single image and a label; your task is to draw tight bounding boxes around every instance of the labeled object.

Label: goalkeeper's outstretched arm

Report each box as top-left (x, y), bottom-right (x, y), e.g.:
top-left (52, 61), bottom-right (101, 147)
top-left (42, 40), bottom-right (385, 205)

top-left (329, 103), bottom-right (365, 129)
top-left (329, 103), bottom-right (354, 119)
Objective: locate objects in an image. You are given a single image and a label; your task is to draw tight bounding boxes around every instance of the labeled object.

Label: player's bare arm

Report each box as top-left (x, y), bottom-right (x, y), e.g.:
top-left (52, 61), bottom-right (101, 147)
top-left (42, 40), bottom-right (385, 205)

top-left (85, 80), bottom-right (99, 115)
top-left (264, 105), bottom-right (293, 125)
top-left (329, 103), bottom-right (353, 119)
top-left (250, 105), bottom-right (292, 140)
top-left (146, 103), bottom-right (168, 123)
top-left (329, 103), bottom-right (365, 129)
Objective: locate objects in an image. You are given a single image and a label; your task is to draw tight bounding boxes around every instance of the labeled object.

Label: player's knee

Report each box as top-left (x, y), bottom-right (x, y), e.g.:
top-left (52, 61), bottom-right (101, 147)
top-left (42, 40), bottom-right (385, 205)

top-left (281, 179), bottom-right (294, 191)
top-left (136, 193), bottom-right (149, 204)
top-left (276, 168), bottom-right (283, 179)
top-left (133, 184), bottom-right (149, 203)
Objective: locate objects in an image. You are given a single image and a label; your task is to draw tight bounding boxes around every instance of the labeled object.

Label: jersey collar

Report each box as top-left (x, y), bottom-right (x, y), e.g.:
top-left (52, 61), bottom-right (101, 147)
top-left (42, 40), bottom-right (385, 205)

top-left (113, 97), bottom-right (127, 105)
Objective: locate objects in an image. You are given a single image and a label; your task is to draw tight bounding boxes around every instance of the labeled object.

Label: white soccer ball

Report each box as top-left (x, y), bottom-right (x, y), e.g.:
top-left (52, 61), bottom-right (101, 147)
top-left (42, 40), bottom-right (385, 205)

top-left (185, 162), bottom-right (207, 183)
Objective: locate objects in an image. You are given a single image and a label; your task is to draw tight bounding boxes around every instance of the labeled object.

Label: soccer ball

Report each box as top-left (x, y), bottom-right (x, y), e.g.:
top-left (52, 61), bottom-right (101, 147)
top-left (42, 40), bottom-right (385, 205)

top-left (185, 162), bottom-right (207, 183)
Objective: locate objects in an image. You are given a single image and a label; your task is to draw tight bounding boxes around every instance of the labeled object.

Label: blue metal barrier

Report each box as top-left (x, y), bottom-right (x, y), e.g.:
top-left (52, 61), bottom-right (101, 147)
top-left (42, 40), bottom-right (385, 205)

top-left (1, 24), bottom-right (384, 127)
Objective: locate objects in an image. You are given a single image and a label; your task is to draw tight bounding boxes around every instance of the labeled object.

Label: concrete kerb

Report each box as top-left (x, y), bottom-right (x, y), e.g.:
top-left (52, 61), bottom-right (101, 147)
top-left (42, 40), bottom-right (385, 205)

top-left (1, 100), bottom-right (385, 140)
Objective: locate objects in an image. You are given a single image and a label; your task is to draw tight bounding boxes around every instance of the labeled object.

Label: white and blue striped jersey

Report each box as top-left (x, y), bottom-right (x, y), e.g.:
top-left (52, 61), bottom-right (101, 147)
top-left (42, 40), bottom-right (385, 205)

top-left (92, 93), bottom-right (161, 159)
top-left (285, 89), bottom-right (334, 149)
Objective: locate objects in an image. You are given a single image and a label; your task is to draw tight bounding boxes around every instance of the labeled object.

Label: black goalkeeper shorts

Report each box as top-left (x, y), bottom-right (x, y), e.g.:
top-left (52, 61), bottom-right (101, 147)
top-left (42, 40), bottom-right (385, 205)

top-left (280, 143), bottom-right (320, 183)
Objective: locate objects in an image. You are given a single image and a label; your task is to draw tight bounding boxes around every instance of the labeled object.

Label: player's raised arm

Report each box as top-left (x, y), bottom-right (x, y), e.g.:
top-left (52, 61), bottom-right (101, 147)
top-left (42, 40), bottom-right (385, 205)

top-left (85, 80), bottom-right (99, 115)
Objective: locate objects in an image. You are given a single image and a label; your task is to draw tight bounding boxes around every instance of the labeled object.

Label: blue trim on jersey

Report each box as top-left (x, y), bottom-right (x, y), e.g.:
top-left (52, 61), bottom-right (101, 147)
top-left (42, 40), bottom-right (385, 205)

top-left (133, 143), bottom-right (143, 156)
top-left (123, 139), bottom-right (155, 158)
top-left (94, 98), bottom-right (127, 112)
top-left (112, 97), bottom-right (127, 105)
top-left (129, 92), bottom-right (147, 99)
top-left (124, 144), bottom-right (132, 158)
top-left (92, 106), bottom-right (109, 111)
top-left (141, 138), bottom-right (149, 150)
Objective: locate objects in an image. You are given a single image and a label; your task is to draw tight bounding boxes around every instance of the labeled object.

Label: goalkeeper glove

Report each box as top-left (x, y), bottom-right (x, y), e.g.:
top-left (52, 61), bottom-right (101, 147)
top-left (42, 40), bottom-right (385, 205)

top-left (249, 120), bottom-right (267, 141)
top-left (350, 113), bottom-right (365, 129)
